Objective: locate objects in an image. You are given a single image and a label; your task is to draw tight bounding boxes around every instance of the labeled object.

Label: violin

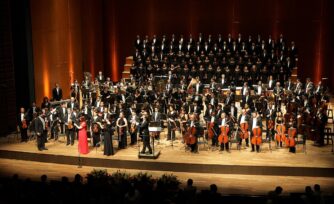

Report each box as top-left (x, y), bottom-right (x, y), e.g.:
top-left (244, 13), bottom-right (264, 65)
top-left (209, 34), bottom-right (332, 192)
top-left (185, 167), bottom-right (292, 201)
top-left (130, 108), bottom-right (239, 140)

top-left (130, 123), bottom-right (137, 133)
top-left (218, 125), bottom-right (229, 144)
top-left (267, 119), bottom-right (274, 130)
top-left (68, 120), bottom-right (73, 129)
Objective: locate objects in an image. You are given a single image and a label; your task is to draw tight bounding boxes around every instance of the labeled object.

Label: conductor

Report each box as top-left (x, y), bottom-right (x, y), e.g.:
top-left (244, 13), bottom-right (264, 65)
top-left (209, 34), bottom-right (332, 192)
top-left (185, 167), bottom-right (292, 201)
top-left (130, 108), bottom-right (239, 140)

top-left (140, 112), bottom-right (152, 154)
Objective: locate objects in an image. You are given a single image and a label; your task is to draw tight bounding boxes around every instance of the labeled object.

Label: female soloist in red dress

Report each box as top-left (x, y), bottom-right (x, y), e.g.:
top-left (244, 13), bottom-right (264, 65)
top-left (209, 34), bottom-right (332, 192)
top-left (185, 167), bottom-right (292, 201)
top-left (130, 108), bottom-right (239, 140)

top-left (75, 116), bottom-right (89, 154)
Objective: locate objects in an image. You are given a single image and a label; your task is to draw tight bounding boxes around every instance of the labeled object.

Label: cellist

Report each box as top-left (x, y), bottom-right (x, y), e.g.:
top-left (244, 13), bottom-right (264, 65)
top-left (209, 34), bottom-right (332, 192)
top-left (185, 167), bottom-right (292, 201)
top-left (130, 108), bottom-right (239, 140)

top-left (265, 102), bottom-right (276, 141)
top-left (207, 110), bottom-right (218, 146)
top-left (275, 111), bottom-right (286, 148)
top-left (186, 114), bottom-right (199, 153)
top-left (250, 111), bottom-right (262, 152)
top-left (218, 112), bottom-right (232, 152)
top-left (238, 109), bottom-right (250, 148)
top-left (286, 117), bottom-right (297, 153)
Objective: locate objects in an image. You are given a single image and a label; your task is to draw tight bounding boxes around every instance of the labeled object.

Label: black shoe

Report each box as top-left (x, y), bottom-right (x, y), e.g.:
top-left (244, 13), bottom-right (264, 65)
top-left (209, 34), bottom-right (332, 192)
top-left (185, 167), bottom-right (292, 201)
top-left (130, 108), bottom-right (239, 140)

top-left (38, 148), bottom-right (43, 151)
top-left (66, 143), bottom-right (70, 146)
top-left (251, 149), bottom-right (255, 152)
top-left (43, 147), bottom-right (48, 150)
top-left (246, 144), bottom-right (249, 147)
top-left (140, 151), bottom-right (145, 154)
top-left (71, 143), bottom-right (74, 146)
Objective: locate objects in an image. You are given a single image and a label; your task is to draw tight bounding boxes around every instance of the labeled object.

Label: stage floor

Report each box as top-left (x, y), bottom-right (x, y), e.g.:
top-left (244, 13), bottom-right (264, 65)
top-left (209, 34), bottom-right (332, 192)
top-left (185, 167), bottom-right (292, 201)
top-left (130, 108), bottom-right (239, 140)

top-left (0, 131), bottom-right (334, 176)
top-left (0, 132), bottom-right (334, 195)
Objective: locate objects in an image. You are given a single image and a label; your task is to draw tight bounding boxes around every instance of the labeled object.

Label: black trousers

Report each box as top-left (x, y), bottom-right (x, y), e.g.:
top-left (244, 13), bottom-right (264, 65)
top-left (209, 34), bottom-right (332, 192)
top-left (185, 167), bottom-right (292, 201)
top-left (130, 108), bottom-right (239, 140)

top-left (50, 122), bottom-right (59, 140)
top-left (251, 144), bottom-right (260, 152)
top-left (20, 128), bottom-right (28, 142)
top-left (239, 137), bottom-right (249, 145)
top-left (66, 128), bottom-right (75, 145)
top-left (220, 142), bottom-right (229, 151)
top-left (141, 135), bottom-right (152, 153)
top-left (37, 131), bottom-right (47, 150)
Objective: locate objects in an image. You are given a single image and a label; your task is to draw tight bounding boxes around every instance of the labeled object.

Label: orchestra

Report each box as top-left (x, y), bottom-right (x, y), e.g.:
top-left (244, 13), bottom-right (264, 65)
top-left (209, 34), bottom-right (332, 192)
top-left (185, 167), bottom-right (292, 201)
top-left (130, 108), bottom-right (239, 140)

top-left (17, 34), bottom-right (331, 156)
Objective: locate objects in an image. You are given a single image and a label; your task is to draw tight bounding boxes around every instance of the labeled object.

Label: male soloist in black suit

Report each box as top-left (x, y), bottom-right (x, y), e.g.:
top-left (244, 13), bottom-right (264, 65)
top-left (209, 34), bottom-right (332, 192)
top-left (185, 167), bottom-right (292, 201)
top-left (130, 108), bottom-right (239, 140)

top-left (35, 111), bottom-right (48, 151)
top-left (52, 83), bottom-right (63, 101)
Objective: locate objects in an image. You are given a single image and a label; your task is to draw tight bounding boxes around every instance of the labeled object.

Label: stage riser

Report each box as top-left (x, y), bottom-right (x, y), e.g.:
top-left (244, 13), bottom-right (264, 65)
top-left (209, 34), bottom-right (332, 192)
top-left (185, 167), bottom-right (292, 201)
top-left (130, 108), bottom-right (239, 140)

top-left (0, 150), bottom-right (333, 178)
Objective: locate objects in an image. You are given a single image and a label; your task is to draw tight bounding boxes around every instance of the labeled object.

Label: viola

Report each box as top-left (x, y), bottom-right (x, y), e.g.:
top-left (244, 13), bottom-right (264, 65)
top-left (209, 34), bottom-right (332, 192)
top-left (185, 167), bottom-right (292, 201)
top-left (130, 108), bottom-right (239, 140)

top-left (251, 127), bottom-right (262, 145)
top-left (275, 124), bottom-right (286, 143)
top-left (285, 127), bottom-right (296, 147)
top-left (218, 125), bottom-right (229, 144)
top-left (240, 122), bottom-right (249, 139)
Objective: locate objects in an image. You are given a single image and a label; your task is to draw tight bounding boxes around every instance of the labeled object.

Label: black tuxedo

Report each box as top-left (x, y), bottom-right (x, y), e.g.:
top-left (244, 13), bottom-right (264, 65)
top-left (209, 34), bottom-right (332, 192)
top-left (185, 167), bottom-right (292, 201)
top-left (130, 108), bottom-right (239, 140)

top-left (67, 102), bottom-right (79, 110)
top-left (52, 87), bottom-right (62, 101)
top-left (35, 116), bottom-right (47, 150)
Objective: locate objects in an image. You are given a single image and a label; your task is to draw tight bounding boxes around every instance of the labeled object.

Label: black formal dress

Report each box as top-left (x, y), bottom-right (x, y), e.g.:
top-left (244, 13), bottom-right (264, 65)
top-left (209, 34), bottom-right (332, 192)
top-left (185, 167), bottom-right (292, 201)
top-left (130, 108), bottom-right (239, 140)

top-left (103, 124), bottom-right (114, 156)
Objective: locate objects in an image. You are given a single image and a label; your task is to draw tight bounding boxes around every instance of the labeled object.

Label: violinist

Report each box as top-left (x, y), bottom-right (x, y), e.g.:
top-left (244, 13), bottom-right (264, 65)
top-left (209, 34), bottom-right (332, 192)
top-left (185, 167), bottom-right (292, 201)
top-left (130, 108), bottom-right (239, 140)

top-left (238, 109), bottom-right (250, 147)
top-left (91, 111), bottom-right (102, 147)
top-left (18, 107), bottom-right (28, 142)
top-left (65, 108), bottom-right (76, 146)
top-left (178, 107), bottom-right (188, 139)
top-left (186, 114), bottom-right (199, 153)
top-left (129, 111), bottom-right (139, 145)
top-left (167, 105), bottom-right (177, 141)
top-left (218, 112), bottom-right (231, 152)
top-left (116, 111), bottom-right (128, 149)
top-left (250, 111), bottom-right (262, 152)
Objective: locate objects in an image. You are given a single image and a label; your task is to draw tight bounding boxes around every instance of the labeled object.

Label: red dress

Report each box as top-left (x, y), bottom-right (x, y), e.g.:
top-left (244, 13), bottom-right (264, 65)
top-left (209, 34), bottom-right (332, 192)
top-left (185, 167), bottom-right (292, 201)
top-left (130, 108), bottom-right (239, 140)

top-left (78, 121), bottom-right (89, 154)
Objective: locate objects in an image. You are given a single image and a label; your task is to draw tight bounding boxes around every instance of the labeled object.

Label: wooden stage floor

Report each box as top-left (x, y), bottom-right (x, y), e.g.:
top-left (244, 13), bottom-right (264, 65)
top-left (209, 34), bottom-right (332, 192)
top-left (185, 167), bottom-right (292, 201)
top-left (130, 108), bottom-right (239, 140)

top-left (0, 131), bottom-right (333, 175)
top-left (0, 132), bottom-right (334, 195)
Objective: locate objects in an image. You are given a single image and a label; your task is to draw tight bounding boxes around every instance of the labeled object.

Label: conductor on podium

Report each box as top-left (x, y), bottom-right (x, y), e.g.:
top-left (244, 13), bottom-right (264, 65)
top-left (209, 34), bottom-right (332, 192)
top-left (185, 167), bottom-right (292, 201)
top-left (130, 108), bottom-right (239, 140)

top-left (140, 112), bottom-right (152, 154)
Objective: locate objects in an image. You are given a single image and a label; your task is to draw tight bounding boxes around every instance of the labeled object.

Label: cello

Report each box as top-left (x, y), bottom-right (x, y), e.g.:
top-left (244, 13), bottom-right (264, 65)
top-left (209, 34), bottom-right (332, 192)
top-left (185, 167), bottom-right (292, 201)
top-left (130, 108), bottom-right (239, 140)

top-left (240, 122), bottom-right (249, 139)
top-left (285, 127), bottom-right (296, 148)
top-left (251, 127), bottom-right (262, 145)
top-left (184, 126), bottom-right (196, 145)
top-left (275, 123), bottom-right (286, 144)
top-left (218, 125), bottom-right (229, 144)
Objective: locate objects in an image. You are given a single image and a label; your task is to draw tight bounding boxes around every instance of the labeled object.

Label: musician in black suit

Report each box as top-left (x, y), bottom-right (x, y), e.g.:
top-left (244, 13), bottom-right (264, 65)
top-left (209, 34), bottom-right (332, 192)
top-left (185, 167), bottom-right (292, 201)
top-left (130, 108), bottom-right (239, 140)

top-left (265, 103), bottom-right (276, 140)
top-left (140, 112), bottom-right (152, 154)
top-left (65, 108), bottom-right (77, 146)
top-left (52, 83), bottom-right (63, 101)
top-left (35, 110), bottom-right (48, 151)
top-left (57, 102), bottom-right (67, 134)
top-left (238, 109), bottom-right (250, 147)
top-left (249, 111), bottom-right (262, 152)
top-left (97, 70), bottom-right (105, 84)
top-left (186, 114), bottom-right (200, 153)
top-left (218, 112), bottom-right (232, 152)
top-left (18, 107), bottom-right (28, 142)
top-left (67, 97), bottom-right (79, 111)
